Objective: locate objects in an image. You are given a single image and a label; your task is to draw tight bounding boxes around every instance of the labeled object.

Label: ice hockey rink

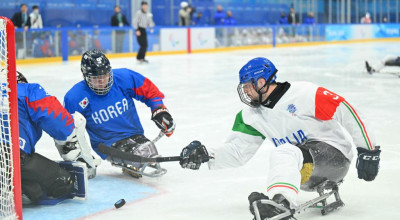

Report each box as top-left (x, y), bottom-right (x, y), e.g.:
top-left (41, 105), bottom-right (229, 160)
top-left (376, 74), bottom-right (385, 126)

top-left (19, 41), bottom-right (400, 220)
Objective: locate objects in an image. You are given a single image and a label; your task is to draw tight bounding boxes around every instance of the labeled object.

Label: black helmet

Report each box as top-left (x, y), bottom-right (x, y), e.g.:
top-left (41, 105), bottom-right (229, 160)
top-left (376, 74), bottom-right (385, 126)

top-left (17, 71), bottom-right (28, 83)
top-left (81, 49), bottom-right (113, 95)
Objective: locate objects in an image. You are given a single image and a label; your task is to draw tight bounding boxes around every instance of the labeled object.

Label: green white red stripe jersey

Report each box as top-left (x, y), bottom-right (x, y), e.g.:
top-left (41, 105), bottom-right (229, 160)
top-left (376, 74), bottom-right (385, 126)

top-left (208, 81), bottom-right (377, 169)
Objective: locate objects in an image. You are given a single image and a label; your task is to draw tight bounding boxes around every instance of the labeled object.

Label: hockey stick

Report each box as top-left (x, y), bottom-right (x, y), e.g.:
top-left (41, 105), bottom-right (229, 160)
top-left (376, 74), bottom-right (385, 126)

top-left (98, 143), bottom-right (181, 163)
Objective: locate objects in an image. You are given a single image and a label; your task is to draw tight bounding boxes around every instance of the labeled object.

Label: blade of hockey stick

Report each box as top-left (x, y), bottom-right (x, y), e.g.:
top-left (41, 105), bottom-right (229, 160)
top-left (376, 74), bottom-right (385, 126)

top-left (98, 143), bottom-right (181, 163)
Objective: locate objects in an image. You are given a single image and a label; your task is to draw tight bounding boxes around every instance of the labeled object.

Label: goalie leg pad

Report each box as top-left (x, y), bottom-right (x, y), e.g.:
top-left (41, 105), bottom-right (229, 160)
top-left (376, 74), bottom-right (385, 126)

top-left (299, 142), bottom-right (350, 192)
top-left (58, 161), bottom-right (88, 200)
top-left (20, 152), bottom-right (74, 201)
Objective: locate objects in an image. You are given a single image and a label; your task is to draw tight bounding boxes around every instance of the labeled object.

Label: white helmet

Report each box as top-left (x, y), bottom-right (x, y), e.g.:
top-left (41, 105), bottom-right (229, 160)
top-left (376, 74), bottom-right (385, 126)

top-left (180, 1), bottom-right (188, 8)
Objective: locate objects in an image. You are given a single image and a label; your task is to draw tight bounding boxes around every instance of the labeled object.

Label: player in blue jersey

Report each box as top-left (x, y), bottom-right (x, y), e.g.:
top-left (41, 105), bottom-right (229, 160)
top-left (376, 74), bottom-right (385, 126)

top-left (63, 49), bottom-right (176, 177)
top-left (16, 71), bottom-right (98, 204)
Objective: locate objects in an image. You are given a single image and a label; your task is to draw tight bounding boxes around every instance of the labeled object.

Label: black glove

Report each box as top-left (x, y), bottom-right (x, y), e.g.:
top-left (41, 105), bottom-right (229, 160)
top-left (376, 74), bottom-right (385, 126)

top-left (151, 107), bottom-right (176, 137)
top-left (180, 141), bottom-right (209, 170)
top-left (356, 147), bottom-right (381, 181)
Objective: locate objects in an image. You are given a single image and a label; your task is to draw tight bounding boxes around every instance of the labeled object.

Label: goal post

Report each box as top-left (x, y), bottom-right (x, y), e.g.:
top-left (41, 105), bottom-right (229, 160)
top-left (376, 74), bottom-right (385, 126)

top-left (0, 16), bottom-right (22, 220)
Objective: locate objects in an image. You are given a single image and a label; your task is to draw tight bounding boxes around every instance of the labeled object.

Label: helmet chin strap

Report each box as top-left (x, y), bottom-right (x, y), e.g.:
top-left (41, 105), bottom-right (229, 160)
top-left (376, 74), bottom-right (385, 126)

top-left (256, 82), bottom-right (271, 106)
top-left (255, 72), bottom-right (276, 107)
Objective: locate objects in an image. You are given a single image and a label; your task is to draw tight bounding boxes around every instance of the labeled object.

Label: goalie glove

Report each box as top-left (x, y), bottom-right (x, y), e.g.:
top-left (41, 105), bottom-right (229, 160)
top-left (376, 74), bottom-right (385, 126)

top-left (180, 141), bottom-right (210, 170)
top-left (151, 106), bottom-right (176, 137)
top-left (356, 146), bottom-right (381, 181)
top-left (55, 112), bottom-right (101, 178)
top-left (55, 131), bottom-right (81, 161)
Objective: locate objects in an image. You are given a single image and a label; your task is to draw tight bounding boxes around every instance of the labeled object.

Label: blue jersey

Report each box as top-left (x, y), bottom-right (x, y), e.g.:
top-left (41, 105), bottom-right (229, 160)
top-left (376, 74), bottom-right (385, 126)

top-left (17, 83), bottom-right (74, 154)
top-left (63, 68), bottom-right (165, 158)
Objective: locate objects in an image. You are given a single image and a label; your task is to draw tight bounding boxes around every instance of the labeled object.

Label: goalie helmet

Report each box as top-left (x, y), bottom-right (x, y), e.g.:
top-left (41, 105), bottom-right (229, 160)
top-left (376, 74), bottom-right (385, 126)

top-left (17, 71), bottom-right (28, 83)
top-left (237, 57), bottom-right (278, 107)
top-left (81, 49), bottom-right (113, 95)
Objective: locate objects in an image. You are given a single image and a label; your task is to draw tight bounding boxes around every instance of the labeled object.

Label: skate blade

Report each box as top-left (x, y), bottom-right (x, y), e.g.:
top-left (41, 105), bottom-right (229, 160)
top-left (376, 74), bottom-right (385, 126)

top-left (122, 167), bottom-right (142, 179)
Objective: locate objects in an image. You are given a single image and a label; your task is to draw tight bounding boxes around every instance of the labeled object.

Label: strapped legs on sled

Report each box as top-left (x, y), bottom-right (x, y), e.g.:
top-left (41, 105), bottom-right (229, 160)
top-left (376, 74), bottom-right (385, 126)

top-left (251, 142), bottom-right (350, 220)
top-left (106, 135), bottom-right (167, 178)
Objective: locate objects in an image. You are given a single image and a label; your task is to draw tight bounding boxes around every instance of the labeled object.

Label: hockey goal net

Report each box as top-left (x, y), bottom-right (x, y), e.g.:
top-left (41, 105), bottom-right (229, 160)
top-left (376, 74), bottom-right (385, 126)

top-left (0, 17), bottom-right (22, 219)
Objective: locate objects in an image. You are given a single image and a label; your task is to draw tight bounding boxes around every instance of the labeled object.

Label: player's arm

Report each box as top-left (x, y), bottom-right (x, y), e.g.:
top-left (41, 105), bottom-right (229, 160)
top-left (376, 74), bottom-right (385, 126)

top-left (180, 110), bottom-right (265, 170)
top-left (314, 87), bottom-right (380, 181)
top-left (27, 86), bottom-right (100, 176)
top-left (25, 84), bottom-right (75, 141)
top-left (314, 87), bottom-right (377, 150)
top-left (128, 69), bottom-right (175, 136)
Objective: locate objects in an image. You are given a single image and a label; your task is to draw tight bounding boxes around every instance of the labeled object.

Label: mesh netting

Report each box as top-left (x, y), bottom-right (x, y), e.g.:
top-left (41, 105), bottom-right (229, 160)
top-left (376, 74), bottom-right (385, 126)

top-left (0, 18), bottom-right (17, 220)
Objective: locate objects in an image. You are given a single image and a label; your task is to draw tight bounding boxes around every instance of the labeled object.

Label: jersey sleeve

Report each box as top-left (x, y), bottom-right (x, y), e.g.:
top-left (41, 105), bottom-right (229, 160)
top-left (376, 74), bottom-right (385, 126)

top-left (208, 110), bottom-right (265, 169)
top-left (314, 87), bottom-right (376, 150)
top-left (26, 84), bottom-right (74, 141)
top-left (125, 69), bottom-right (165, 111)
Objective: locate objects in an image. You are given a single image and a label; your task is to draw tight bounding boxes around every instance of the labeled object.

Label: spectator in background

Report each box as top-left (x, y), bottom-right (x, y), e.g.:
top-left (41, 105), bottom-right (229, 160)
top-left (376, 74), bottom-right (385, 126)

top-left (179, 1), bottom-right (192, 26)
top-left (287, 8), bottom-right (299, 37)
top-left (111, 5), bottom-right (130, 53)
top-left (304, 12), bottom-right (315, 25)
top-left (361, 12), bottom-right (372, 24)
top-left (11, 3), bottom-right (31, 31)
top-left (214, 5), bottom-right (225, 25)
top-left (29, 5), bottom-right (43, 29)
top-left (133, 1), bottom-right (154, 63)
top-left (192, 12), bottom-right (203, 26)
top-left (278, 12), bottom-right (288, 24)
top-left (288, 8), bottom-right (299, 25)
top-left (223, 11), bottom-right (236, 25)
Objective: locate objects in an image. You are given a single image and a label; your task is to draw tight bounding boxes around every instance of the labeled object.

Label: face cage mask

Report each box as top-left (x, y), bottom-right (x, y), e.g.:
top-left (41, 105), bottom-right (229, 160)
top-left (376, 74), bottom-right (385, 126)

top-left (237, 78), bottom-right (273, 108)
top-left (85, 71), bottom-right (114, 95)
top-left (237, 82), bottom-right (260, 108)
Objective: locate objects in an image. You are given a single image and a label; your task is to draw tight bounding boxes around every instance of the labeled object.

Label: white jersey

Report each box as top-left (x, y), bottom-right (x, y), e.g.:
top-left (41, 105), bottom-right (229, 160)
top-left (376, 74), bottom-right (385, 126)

top-left (209, 81), bottom-right (376, 170)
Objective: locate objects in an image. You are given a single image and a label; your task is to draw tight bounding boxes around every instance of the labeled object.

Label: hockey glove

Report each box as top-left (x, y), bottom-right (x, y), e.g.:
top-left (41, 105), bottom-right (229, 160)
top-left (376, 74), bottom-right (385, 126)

top-left (55, 132), bottom-right (81, 161)
top-left (356, 146), bottom-right (381, 181)
top-left (180, 141), bottom-right (209, 170)
top-left (151, 107), bottom-right (176, 137)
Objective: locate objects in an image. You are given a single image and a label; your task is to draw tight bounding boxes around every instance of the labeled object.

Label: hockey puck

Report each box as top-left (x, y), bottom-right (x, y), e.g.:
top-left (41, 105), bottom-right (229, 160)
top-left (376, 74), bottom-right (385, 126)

top-left (114, 199), bottom-right (126, 209)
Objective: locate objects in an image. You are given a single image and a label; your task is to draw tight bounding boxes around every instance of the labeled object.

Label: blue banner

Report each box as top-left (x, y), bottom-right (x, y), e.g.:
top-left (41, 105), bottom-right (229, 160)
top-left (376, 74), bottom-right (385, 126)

top-left (326, 24), bottom-right (400, 41)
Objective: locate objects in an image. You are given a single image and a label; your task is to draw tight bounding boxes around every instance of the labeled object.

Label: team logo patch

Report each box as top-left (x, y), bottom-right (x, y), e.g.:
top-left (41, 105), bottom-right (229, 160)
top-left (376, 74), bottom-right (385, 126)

top-left (79, 97), bottom-right (89, 109)
top-left (287, 104), bottom-right (297, 116)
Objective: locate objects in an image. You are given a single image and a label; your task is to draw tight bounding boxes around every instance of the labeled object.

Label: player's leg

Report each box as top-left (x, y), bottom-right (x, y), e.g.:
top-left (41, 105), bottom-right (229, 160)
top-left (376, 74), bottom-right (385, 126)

top-left (266, 144), bottom-right (303, 206)
top-left (107, 134), bottom-right (165, 178)
top-left (249, 143), bottom-right (303, 220)
top-left (20, 151), bottom-right (74, 202)
top-left (384, 56), bottom-right (400, 67)
top-left (111, 135), bottom-right (159, 165)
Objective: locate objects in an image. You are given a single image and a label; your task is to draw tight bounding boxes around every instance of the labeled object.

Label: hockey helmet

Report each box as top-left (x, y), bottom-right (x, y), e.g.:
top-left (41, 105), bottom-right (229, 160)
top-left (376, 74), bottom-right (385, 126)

top-left (237, 57), bottom-right (278, 107)
top-left (17, 71), bottom-right (28, 83)
top-left (239, 57), bottom-right (277, 84)
top-left (81, 49), bottom-right (113, 95)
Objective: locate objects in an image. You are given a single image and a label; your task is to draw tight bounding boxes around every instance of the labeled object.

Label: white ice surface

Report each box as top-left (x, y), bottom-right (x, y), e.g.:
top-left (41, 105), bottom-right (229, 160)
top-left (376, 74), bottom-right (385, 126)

top-left (18, 42), bottom-right (400, 220)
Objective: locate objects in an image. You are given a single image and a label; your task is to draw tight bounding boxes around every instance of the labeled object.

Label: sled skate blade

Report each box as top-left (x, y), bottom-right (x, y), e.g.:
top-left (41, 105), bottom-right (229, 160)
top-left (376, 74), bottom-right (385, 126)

top-left (122, 167), bottom-right (142, 178)
top-left (321, 199), bottom-right (344, 215)
top-left (112, 162), bottom-right (167, 178)
top-left (295, 181), bottom-right (344, 216)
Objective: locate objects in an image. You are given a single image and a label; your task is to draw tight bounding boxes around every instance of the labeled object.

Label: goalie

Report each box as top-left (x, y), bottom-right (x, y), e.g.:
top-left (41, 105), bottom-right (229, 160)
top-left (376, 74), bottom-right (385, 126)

top-left (16, 72), bottom-right (99, 204)
top-left (179, 58), bottom-right (381, 219)
top-left (63, 49), bottom-right (176, 178)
